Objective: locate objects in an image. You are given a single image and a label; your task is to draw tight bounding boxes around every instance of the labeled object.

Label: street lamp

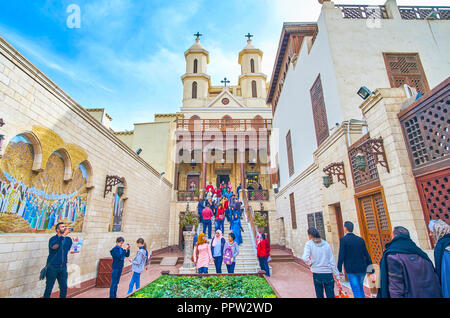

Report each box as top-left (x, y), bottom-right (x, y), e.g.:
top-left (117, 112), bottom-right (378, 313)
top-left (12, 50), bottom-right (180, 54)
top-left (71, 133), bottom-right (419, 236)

top-left (355, 151), bottom-right (367, 171)
top-left (322, 175), bottom-right (332, 188)
top-left (357, 86), bottom-right (372, 100)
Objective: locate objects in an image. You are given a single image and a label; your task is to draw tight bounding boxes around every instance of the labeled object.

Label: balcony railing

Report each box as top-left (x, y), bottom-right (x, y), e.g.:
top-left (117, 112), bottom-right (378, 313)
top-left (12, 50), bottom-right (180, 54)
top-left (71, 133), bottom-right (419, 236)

top-left (398, 6), bottom-right (450, 20)
top-left (176, 119), bottom-right (272, 132)
top-left (336, 5), bottom-right (388, 19)
top-left (177, 190), bottom-right (199, 201)
top-left (248, 189), bottom-right (270, 201)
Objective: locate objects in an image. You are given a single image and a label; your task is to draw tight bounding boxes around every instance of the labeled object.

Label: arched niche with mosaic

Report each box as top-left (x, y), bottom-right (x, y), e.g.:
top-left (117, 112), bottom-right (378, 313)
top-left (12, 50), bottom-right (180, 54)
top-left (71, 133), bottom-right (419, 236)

top-left (108, 178), bottom-right (127, 232)
top-left (0, 133), bottom-right (91, 233)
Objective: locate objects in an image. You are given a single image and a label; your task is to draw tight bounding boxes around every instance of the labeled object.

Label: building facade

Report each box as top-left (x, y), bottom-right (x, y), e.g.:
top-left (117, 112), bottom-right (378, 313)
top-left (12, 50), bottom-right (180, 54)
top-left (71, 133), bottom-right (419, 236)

top-left (268, 0), bottom-right (450, 266)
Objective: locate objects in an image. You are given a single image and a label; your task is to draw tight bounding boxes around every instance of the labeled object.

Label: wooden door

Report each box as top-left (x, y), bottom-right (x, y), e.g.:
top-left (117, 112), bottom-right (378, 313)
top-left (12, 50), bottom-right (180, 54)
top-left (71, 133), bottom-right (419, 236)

top-left (335, 204), bottom-right (344, 239)
top-left (357, 191), bottom-right (391, 265)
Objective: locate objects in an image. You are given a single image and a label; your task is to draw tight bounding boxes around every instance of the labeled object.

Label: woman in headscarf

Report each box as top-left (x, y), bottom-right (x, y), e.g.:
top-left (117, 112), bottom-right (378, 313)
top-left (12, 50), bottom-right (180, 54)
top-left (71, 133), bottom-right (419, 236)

top-left (430, 219), bottom-right (450, 298)
top-left (193, 232), bottom-right (213, 276)
top-left (230, 210), bottom-right (243, 245)
top-left (210, 230), bottom-right (226, 273)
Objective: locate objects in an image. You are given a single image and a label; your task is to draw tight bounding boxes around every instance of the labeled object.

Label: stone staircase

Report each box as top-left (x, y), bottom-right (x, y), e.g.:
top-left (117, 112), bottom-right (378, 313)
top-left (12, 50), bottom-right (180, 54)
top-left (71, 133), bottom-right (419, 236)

top-left (203, 217), bottom-right (260, 274)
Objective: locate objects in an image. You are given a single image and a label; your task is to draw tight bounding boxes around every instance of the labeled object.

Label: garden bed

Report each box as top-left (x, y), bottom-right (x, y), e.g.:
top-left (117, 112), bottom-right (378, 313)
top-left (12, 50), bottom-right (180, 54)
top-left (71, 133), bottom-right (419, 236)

top-left (129, 274), bottom-right (277, 298)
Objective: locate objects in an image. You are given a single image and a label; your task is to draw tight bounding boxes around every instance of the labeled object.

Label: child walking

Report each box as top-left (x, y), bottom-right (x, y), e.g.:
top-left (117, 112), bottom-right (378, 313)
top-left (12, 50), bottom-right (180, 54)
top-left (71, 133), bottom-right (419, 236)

top-left (127, 238), bottom-right (149, 294)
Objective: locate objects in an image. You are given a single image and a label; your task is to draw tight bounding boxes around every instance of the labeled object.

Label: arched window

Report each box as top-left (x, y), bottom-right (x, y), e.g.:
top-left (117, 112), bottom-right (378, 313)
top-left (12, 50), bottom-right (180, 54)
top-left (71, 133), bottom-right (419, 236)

top-left (221, 115), bottom-right (234, 130)
top-left (251, 115), bottom-right (264, 130)
top-left (251, 80), bottom-right (257, 98)
top-left (188, 115), bottom-right (201, 132)
top-left (193, 59), bottom-right (198, 73)
top-left (250, 59), bottom-right (255, 73)
top-left (192, 81), bottom-right (197, 99)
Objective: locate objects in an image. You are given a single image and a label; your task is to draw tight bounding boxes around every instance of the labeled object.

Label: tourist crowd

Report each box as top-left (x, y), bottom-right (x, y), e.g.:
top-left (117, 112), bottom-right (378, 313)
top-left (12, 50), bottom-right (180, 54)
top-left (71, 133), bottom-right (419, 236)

top-left (301, 220), bottom-right (450, 298)
top-left (41, 199), bottom-right (449, 299)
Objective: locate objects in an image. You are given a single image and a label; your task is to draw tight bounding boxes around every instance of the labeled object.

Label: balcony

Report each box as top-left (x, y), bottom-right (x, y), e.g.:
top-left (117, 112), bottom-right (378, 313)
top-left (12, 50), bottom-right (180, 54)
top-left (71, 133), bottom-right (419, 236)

top-left (176, 118), bottom-right (272, 132)
top-left (248, 189), bottom-right (270, 201)
top-left (336, 4), bottom-right (388, 19)
top-left (398, 6), bottom-right (450, 20)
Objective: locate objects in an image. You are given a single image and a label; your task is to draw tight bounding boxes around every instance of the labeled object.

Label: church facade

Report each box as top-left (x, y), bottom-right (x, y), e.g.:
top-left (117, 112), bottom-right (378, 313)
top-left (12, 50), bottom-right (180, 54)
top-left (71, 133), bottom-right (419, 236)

top-left (114, 36), bottom-right (278, 249)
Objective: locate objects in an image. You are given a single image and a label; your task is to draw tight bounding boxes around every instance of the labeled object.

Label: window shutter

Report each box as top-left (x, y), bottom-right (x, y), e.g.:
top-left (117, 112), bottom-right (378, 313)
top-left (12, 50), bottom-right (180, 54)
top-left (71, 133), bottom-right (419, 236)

top-left (383, 53), bottom-right (429, 94)
top-left (310, 74), bottom-right (329, 147)
top-left (289, 193), bottom-right (297, 229)
top-left (286, 130), bottom-right (294, 177)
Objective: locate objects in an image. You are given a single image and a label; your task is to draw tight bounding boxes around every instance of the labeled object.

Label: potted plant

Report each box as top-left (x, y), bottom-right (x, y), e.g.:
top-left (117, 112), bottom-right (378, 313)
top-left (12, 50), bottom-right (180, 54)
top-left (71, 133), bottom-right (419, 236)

top-left (186, 192), bottom-right (192, 201)
top-left (250, 191), bottom-right (255, 200)
top-left (193, 188), bottom-right (199, 200)
top-left (178, 191), bottom-right (185, 201)
top-left (254, 211), bottom-right (268, 233)
top-left (179, 204), bottom-right (199, 232)
top-left (262, 190), bottom-right (269, 200)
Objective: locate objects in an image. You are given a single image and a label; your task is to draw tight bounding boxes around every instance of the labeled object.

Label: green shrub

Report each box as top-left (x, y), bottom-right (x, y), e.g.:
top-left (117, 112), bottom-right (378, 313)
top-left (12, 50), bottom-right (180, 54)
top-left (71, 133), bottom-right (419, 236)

top-left (129, 275), bottom-right (277, 298)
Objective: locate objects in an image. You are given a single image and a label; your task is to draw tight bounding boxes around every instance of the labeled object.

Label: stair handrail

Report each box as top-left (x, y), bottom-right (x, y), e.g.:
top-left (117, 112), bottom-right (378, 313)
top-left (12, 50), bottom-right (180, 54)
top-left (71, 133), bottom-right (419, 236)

top-left (242, 190), bottom-right (257, 250)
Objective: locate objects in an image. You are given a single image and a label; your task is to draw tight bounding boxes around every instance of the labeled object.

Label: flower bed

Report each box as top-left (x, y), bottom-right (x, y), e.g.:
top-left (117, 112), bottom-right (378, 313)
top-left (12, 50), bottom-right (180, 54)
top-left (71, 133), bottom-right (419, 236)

top-left (129, 275), bottom-right (277, 298)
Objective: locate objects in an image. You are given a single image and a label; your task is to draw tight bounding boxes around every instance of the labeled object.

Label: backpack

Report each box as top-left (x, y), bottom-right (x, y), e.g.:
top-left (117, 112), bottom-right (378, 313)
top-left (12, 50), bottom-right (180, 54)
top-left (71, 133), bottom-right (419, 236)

top-left (223, 244), bottom-right (234, 265)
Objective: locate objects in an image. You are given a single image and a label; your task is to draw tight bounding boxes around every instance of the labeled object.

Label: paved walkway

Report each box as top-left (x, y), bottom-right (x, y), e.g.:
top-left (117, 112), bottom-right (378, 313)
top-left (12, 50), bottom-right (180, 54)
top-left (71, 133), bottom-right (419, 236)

top-left (74, 257), bottom-right (353, 298)
top-left (266, 262), bottom-right (353, 298)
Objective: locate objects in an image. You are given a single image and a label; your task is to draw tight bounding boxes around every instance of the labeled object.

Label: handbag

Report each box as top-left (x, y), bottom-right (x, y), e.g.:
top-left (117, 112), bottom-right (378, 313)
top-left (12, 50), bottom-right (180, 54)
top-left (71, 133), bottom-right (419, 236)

top-left (39, 251), bottom-right (59, 280)
top-left (191, 244), bottom-right (200, 263)
top-left (335, 285), bottom-right (350, 298)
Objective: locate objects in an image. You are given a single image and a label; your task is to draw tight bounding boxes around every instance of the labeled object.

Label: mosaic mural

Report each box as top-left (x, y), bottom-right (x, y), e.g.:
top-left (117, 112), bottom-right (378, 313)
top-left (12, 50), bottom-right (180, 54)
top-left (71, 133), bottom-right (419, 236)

top-left (110, 185), bottom-right (124, 232)
top-left (0, 135), bottom-right (88, 233)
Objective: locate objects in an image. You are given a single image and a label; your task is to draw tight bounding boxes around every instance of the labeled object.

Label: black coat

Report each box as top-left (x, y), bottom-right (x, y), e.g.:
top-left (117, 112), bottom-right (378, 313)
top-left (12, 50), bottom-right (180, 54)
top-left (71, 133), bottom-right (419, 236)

top-left (337, 233), bottom-right (373, 274)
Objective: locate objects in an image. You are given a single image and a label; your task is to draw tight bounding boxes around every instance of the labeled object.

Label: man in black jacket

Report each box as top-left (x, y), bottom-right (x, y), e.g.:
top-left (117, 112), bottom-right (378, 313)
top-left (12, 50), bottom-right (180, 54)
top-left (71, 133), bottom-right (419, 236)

top-left (337, 221), bottom-right (374, 298)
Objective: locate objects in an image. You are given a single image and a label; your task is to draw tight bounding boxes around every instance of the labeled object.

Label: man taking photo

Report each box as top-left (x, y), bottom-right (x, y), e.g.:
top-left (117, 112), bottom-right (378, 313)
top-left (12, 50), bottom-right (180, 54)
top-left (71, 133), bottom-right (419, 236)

top-left (43, 222), bottom-right (73, 298)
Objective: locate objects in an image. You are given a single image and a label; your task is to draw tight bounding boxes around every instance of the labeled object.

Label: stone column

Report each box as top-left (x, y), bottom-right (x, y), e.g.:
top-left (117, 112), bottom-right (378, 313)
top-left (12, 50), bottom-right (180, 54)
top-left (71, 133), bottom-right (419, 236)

top-left (179, 230), bottom-right (196, 274)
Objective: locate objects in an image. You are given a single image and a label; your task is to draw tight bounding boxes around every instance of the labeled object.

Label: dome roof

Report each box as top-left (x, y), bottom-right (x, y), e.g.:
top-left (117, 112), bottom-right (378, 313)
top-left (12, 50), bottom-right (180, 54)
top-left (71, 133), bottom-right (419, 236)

top-left (184, 38), bottom-right (209, 63)
top-left (238, 40), bottom-right (263, 64)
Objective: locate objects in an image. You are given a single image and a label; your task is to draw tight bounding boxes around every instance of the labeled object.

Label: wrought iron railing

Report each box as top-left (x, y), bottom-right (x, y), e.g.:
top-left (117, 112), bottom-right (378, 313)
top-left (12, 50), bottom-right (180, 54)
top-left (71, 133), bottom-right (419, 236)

top-left (177, 190), bottom-right (199, 201)
top-left (398, 6), bottom-right (450, 20)
top-left (336, 5), bottom-right (388, 19)
top-left (242, 190), bottom-right (257, 248)
top-left (248, 189), bottom-right (269, 201)
top-left (176, 118), bottom-right (272, 132)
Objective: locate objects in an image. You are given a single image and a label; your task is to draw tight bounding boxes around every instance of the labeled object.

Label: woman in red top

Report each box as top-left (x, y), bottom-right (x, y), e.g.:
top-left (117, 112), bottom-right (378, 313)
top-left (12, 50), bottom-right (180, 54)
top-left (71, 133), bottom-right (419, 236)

top-left (257, 234), bottom-right (271, 277)
top-left (215, 204), bottom-right (225, 233)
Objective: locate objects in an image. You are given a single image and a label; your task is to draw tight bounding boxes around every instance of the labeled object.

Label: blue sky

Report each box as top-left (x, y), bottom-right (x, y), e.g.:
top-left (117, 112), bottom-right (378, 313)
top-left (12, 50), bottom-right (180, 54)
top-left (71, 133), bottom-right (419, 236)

top-left (0, 0), bottom-right (448, 131)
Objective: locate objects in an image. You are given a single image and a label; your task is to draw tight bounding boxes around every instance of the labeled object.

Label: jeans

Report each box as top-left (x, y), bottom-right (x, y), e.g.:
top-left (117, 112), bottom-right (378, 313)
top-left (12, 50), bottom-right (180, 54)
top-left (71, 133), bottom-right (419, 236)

top-left (226, 262), bottom-right (236, 273)
top-left (127, 272), bottom-right (141, 294)
top-left (43, 264), bottom-right (68, 298)
top-left (215, 220), bottom-right (224, 233)
top-left (198, 266), bottom-right (208, 278)
top-left (203, 220), bottom-right (212, 239)
top-left (312, 273), bottom-right (335, 298)
top-left (214, 256), bottom-right (223, 273)
top-left (347, 273), bottom-right (366, 298)
top-left (258, 257), bottom-right (270, 277)
top-left (109, 267), bottom-right (123, 298)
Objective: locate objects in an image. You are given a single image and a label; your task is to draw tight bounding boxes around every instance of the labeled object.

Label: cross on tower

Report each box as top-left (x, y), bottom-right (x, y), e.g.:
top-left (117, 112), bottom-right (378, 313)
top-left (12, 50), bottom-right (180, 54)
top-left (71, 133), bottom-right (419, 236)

top-left (221, 77), bottom-right (230, 87)
top-left (245, 33), bottom-right (253, 41)
top-left (194, 32), bottom-right (202, 40)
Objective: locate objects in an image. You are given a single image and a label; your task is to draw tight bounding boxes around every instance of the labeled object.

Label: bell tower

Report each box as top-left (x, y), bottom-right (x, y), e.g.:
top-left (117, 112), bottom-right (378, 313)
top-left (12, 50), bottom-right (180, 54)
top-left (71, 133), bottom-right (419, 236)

top-left (238, 34), bottom-right (267, 106)
top-left (181, 33), bottom-right (211, 108)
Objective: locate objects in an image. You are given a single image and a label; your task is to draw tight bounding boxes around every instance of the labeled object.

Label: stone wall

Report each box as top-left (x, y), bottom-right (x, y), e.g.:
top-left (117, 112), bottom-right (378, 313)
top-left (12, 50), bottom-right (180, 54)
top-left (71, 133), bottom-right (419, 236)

top-left (0, 37), bottom-right (172, 297)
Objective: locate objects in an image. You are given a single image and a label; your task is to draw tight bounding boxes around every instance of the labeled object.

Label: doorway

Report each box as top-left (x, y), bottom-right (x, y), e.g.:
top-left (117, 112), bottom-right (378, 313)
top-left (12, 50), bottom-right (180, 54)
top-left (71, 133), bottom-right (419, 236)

top-left (356, 189), bottom-right (391, 265)
top-left (216, 174), bottom-right (230, 188)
